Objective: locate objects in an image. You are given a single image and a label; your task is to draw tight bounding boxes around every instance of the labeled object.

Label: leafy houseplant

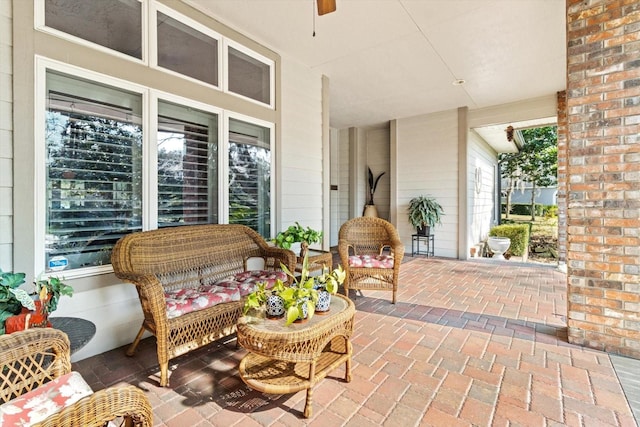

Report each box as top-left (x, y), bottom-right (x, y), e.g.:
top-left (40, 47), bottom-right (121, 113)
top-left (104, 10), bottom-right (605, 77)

top-left (243, 253), bottom-right (345, 325)
top-left (408, 195), bottom-right (444, 236)
top-left (35, 275), bottom-right (74, 315)
top-left (366, 167), bottom-right (385, 206)
top-left (0, 270), bottom-right (36, 334)
top-left (364, 167), bottom-right (385, 217)
top-left (274, 222), bottom-right (323, 259)
top-left (0, 270), bottom-right (73, 334)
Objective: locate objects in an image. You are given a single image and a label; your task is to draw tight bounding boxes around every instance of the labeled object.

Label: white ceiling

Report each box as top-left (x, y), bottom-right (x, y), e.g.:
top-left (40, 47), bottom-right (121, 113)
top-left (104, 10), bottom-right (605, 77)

top-left (188, 0), bottom-right (566, 139)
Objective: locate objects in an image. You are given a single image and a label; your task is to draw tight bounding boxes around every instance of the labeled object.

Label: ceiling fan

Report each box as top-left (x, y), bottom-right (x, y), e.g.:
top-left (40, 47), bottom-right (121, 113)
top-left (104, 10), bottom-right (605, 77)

top-left (317, 0), bottom-right (336, 16)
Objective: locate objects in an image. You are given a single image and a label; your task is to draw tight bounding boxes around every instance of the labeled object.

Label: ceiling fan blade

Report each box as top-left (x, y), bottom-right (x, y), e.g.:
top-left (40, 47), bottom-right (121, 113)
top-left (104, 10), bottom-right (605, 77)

top-left (317, 0), bottom-right (336, 16)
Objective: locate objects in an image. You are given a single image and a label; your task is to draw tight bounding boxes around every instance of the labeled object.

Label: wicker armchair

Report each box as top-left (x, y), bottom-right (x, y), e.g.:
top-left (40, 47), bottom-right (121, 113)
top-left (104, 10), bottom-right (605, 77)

top-left (0, 328), bottom-right (152, 427)
top-left (338, 217), bottom-right (404, 304)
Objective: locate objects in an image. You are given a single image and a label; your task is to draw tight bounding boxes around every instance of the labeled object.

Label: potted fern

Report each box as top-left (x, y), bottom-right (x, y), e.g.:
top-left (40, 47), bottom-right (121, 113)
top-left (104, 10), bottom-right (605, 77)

top-left (408, 195), bottom-right (444, 236)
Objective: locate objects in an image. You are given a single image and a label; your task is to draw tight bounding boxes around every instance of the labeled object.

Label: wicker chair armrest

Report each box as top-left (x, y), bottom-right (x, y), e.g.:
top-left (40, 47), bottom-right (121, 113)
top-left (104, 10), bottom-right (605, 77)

top-left (34, 385), bottom-right (153, 427)
top-left (387, 239), bottom-right (405, 261)
top-left (262, 246), bottom-right (296, 275)
top-left (0, 329), bottom-right (71, 403)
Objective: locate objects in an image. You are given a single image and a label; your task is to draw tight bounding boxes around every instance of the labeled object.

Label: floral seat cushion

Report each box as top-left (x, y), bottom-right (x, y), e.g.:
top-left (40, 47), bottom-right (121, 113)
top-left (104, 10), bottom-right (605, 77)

top-left (214, 270), bottom-right (288, 297)
top-left (165, 285), bottom-right (241, 319)
top-left (348, 254), bottom-right (395, 269)
top-left (0, 371), bottom-right (93, 427)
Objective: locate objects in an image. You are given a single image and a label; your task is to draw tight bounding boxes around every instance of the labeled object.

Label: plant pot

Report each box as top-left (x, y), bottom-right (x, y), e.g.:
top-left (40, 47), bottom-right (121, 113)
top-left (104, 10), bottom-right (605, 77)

top-left (487, 237), bottom-right (511, 260)
top-left (315, 290), bottom-right (331, 314)
top-left (266, 295), bottom-right (285, 318)
top-left (363, 205), bottom-right (378, 218)
top-left (417, 225), bottom-right (431, 236)
top-left (5, 312), bottom-right (51, 334)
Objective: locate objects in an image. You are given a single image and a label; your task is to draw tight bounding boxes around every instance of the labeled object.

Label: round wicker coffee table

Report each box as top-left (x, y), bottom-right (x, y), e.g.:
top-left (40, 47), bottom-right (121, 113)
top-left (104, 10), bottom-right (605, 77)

top-left (237, 294), bottom-right (355, 418)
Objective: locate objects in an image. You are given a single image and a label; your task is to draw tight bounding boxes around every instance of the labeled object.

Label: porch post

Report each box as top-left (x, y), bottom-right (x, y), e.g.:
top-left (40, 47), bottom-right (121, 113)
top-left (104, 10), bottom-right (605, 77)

top-left (566, 0), bottom-right (640, 357)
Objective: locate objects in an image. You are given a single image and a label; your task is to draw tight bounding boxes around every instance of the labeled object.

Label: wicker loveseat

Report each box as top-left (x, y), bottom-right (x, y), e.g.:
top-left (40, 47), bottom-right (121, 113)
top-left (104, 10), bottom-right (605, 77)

top-left (0, 328), bottom-right (152, 426)
top-left (111, 224), bottom-right (296, 387)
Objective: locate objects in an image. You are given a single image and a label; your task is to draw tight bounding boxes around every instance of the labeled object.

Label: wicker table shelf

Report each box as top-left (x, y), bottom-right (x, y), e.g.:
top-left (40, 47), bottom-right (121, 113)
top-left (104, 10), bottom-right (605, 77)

top-left (237, 294), bottom-right (355, 418)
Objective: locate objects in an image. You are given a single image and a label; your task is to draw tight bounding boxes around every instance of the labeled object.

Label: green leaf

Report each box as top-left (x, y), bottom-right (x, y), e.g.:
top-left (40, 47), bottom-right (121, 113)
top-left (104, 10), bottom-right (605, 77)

top-left (285, 306), bottom-right (299, 325)
top-left (9, 288), bottom-right (36, 311)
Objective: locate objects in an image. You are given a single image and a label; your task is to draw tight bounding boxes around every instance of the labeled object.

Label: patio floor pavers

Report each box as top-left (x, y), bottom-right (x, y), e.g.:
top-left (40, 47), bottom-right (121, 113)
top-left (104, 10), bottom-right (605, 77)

top-left (73, 257), bottom-right (640, 426)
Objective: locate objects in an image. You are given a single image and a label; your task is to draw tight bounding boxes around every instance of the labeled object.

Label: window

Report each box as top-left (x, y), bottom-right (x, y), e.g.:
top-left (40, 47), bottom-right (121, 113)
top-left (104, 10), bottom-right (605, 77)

top-left (45, 71), bottom-right (143, 272)
top-left (36, 1), bottom-right (278, 275)
top-left (228, 118), bottom-right (271, 237)
top-left (44, 0), bottom-right (143, 60)
top-left (156, 11), bottom-right (219, 86)
top-left (227, 45), bottom-right (273, 106)
top-left (157, 101), bottom-right (219, 227)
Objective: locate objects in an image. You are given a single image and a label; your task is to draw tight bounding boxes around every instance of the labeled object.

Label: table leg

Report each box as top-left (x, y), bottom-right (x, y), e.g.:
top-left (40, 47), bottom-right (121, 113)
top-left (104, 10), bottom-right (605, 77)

top-left (345, 338), bottom-right (352, 382)
top-left (303, 361), bottom-right (317, 418)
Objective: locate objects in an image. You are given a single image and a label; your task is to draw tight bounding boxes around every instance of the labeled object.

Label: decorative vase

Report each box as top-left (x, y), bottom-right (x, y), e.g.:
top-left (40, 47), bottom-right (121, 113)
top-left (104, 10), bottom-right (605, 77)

top-left (315, 290), bottom-right (331, 314)
top-left (266, 295), bottom-right (285, 318)
top-left (363, 205), bottom-right (378, 218)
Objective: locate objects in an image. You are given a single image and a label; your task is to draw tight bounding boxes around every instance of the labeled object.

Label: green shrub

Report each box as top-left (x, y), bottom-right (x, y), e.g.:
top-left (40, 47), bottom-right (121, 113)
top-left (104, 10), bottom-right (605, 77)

top-left (489, 224), bottom-right (530, 257)
top-left (502, 203), bottom-right (557, 217)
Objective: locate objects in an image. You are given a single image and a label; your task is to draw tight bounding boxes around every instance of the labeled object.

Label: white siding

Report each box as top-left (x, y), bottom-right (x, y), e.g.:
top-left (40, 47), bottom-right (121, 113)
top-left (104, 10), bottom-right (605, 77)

top-left (279, 58), bottom-right (323, 244)
top-left (396, 110), bottom-right (459, 258)
top-left (467, 130), bottom-right (498, 256)
top-left (0, 0), bottom-right (12, 270)
top-left (366, 126), bottom-right (390, 220)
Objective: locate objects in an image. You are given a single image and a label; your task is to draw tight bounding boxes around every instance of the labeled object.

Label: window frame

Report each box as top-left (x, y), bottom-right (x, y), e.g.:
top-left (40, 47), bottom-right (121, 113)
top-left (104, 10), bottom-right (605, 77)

top-left (149, 2), bottom-right (223, 91)
top-left (34, 0), bottom-right (148, 65)
top-left (221, 112), bottom-right (276, 238)
top-left (35, 57), bottom-right (151, 279)
top-left (224, 39), bottom-right (276, 109)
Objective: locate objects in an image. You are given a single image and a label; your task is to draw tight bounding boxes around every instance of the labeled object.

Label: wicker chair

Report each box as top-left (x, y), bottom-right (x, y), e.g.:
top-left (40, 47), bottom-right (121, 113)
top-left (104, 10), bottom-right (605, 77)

top-left (0, 328), bottom-right (152, 427)
top-left (338, 217), bottom-right (404, 304)
top-left (111, 224), bottom-right (296, 387)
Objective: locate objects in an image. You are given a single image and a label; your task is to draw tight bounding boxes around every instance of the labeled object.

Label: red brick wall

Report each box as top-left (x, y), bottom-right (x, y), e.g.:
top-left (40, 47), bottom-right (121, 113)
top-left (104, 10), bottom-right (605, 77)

top-left (557, 91), bottom-right (567, 264)
top-left (566, 0), bottom-right (640, 357)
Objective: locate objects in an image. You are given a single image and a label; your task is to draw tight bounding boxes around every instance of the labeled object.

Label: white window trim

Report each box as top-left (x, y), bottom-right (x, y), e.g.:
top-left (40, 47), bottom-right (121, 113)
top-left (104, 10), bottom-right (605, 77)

top-left (150, 2), bottom-right (224, 91)
top-left (151, 90), bottom-right (225, 229)
top-left (222, 111), bottom-right (276, 238)
top-left (34, 0), bottom-right (148, 65)
top-left (223, 39), bottom-right (276, 109)
top-left (34, 56), bottom-right (151, 279)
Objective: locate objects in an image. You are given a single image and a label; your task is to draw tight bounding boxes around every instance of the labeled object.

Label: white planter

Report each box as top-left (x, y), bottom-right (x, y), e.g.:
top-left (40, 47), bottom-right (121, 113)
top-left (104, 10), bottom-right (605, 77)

top-left (487, 237), bottom-right (511, 260)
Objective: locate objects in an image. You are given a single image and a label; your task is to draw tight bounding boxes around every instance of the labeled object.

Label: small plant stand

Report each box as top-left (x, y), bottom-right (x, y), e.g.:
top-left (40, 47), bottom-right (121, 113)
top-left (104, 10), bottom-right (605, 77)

top-left (411, 233), bottom-right (434, 257)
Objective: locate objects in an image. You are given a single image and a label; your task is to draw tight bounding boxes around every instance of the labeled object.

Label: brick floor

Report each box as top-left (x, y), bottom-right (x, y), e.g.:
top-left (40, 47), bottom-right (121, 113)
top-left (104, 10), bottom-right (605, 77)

top-left (73, 257), bottom-right (640, 426)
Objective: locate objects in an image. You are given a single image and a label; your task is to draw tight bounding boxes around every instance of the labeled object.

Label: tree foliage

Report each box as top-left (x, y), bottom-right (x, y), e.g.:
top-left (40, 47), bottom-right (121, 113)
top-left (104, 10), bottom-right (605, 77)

top-left (499, 126), bottom-right (557, 220)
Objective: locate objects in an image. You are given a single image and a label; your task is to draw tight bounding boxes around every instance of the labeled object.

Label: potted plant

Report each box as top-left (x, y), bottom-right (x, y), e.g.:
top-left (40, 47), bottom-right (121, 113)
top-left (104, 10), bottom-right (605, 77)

top-left (363, 167), bottom-right (385, 217)
top-left (0, 270), bottom-right (36, 334)
top-left (274, 222), bottom-right (323, 259)
top-left (243, 253), bottom-right (345, 325)
top-left (0, 270), bottom-right (73, 334)
top-left (408, 195), bottom-right (444, 236)
top-left (243, 280), bottom-right (287, 318)
top-left (34, 274), bottom-right (74, 315)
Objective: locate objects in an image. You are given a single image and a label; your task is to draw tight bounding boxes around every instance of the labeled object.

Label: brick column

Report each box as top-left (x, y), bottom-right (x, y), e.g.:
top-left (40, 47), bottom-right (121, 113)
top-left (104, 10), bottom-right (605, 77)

top-left (556, 91), bottom-right (567, 264)
top-left (566, 0), bottom-right (640, 357)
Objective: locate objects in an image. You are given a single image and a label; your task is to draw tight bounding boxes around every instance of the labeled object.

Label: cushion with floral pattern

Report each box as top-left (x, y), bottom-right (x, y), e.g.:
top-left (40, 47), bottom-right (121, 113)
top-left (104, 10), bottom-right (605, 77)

top-left (348, 255), bottom-right (395, 269)
top-left (214, 270), bottom-right (288, 297)
top-left (165, 285), bottom-right (241, 319)
top-left (0, 371), bottom-right (93, 426)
